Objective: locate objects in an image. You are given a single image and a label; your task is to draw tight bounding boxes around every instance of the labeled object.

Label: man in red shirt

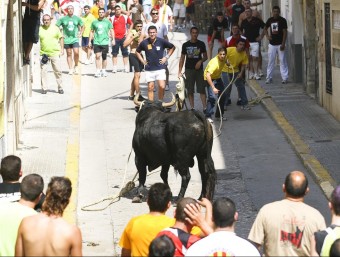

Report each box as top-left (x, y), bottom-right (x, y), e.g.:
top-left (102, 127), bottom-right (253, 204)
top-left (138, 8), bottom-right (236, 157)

top-left (111, 5), bottom-right (132, 73)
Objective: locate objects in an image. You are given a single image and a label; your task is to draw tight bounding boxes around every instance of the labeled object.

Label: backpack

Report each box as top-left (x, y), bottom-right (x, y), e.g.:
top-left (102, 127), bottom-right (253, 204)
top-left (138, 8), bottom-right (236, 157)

top-left (320, 226), bottom-right (340, 256)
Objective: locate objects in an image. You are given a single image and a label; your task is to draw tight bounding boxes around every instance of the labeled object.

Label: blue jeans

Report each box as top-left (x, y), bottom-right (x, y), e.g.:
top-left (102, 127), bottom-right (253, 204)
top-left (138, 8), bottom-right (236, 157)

top-left (205, 78), bottom-right (226, 118)
top-left (222, 71), bottom-right (248, 106)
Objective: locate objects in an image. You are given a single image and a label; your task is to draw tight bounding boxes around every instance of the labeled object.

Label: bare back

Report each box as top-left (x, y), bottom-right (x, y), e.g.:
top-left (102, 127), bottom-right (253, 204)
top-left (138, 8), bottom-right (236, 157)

top-left (15, 213), bottom-right (82, 256)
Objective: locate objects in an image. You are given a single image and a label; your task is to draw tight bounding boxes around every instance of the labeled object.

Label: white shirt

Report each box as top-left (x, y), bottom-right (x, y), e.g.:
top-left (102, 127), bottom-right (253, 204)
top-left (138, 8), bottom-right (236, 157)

top-left (185, 231), bottom-right (261, 256)
top-left (144, 21), bottom-right (168, 38)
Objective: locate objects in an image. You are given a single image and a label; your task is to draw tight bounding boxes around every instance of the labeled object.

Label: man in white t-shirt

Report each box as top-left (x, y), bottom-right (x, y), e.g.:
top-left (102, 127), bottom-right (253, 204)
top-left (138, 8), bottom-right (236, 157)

top-left (185, 197), bottom-right (261, 256)
top-left (157, 0), bottom-right (173, 31)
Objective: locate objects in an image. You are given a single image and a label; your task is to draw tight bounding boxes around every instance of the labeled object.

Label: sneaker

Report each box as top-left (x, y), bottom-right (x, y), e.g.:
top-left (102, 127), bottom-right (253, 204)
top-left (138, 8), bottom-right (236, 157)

top-left (254, 74), bottom-right (261, 80)
top-left (236, 99), bottom-right (242, 106)
top-left (241, 105), bottom-right (251, 110)
top-left (128, 95), bottom-right (134, 101)
top-left (265, 78), bottom-right (272, 84)
top-left (215, 115), bottom-right (227, 121)
top-left (84, 59), bottom-right (90, 65)
top-left (249, 73), bottom-right (254, 80)
top-left (68, 69), bottom-right (74, 75)
top-left (259, 70), bottom-right (264, 77)
top-left (165, 84), bottom-right (169, 91)
top-left (112, 66), bottom-right (117, 73)
top-left (74, 66), bottom-right (79, 75)
top-left (207, 118), bottom-right (214, 123)
top-left (94, 71), bottom-right (101, 78)
top-left (282, 80), bottom-right (288, 84)
top-left (90, 54), bottom-right (95, 64)
top-left (58, 88), bottom-right (64, 94)
top-left (101, 70), bottom-right (108, 77)
top-left (41, 89), bottom-right (47, 94)
top-left (125, 66), bottom-right (129, 73)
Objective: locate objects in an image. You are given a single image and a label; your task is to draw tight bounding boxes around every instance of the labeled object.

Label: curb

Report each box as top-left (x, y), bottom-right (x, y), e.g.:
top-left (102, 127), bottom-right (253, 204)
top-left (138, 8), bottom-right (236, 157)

top-left (247, 79), bottom-right (337, 199)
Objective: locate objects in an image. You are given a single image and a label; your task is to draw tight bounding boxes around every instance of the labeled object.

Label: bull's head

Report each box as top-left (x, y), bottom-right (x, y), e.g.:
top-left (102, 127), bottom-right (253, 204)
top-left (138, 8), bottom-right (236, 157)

top-left (134, 93), bottom-right (176, 109)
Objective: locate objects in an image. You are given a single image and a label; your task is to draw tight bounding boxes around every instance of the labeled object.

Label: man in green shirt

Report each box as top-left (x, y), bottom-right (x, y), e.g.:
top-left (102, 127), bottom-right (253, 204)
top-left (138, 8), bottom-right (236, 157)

top-left (39, 14), bottom-right (64, 94)
top-left (82, 5), bottom-right (96, 65)
top-left (89, 8), bottom-right (114, 77)
top-left (56, 5), bottom-right (84, 75)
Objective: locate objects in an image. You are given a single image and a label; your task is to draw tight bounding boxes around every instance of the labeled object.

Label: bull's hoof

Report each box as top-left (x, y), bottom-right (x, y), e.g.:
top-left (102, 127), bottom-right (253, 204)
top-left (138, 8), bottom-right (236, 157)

top-left (132, 195), bottom-right (143, 203)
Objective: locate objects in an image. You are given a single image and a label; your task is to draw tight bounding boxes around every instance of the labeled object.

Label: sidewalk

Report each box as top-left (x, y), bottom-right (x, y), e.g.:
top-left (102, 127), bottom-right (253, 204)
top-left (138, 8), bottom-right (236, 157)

top-left (247, 53), bottom-right (340, 198)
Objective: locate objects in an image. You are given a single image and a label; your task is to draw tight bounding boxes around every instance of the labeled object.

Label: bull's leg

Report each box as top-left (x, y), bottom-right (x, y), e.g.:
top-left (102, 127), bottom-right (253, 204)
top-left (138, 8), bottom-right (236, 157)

top-left (197, 158), bottom-right (207, 200)
top-left (177, 168), bottom-right (191, 200)
top-left (160, 164), bottom-right (170, 184)
top-left (133, 156), bottom-right (147, 203)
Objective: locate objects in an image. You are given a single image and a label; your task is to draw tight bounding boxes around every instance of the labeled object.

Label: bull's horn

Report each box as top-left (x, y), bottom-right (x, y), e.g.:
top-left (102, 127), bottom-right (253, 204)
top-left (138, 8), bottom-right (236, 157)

top-left (134, 92), bottom-right (142, 106)
top-left (162, 93), bottom-right (176, 108)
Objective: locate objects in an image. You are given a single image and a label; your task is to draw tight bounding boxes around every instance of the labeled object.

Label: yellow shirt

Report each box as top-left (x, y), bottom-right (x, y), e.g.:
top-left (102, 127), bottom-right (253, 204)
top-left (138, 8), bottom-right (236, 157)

top-left (82, 13), bottom-right (96, 37)
top-left (119, 214), bottom-right (175, 256)
top-left (204, 55), bottom-right (226, 80)
top-left (222, 47), bottom-right (248, 73)
top-left (90, 5), bottom-right (99, 19)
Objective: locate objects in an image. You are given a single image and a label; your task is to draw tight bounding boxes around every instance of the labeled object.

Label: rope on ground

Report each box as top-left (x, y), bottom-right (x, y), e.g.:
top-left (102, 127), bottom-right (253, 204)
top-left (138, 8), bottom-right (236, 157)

top-left (80, 148), bottom-right (160, 211)
top-left (248, 94), bottom-right (272, 106)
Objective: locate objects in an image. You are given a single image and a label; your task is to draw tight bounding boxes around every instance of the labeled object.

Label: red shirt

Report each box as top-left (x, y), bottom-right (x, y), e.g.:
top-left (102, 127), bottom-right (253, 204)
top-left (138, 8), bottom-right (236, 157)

top-left (111, 15), bottom-right (132, 39)
top-left (224, 0), bottom-right (236, 16)
top-left (225, 35), bottom-right (250, 48)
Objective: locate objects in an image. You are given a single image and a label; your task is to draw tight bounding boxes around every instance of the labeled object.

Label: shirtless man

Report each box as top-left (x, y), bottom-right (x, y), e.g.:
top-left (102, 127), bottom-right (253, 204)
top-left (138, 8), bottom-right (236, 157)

top-left (123, 20), bottom-right (145, 100)
top-left (15, 177), bottom-right (82, 256)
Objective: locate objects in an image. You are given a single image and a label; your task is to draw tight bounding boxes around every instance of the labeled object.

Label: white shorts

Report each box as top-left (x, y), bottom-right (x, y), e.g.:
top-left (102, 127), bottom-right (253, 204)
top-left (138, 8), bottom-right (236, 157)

top-left (173, 3), bottom-right (186, 18)
top-left (250, 42), bottom-right (260, 57)
top-left (145, 69), bottom-right (166, 82)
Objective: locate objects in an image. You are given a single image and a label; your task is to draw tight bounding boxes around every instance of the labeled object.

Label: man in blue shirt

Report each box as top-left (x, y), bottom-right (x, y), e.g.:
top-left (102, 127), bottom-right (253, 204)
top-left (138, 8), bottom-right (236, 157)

top-left (136, 25), bottom-right (175, 101)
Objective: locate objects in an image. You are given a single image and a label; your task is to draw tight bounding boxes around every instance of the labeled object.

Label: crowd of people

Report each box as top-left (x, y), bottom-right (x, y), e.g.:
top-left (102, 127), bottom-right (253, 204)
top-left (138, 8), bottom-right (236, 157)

top-left (1, 154), bottom-right (340, 256)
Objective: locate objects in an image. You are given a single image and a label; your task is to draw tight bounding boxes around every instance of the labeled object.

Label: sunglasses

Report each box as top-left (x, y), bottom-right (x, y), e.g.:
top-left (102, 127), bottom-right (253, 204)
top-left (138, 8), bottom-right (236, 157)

top-left (151, 12), bottom-right (158, 15)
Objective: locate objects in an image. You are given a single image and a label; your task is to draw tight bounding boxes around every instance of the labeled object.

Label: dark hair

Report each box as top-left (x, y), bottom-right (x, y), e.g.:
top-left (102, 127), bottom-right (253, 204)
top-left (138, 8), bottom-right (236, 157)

top-left (331, 185), bottom-right (340, 215)
top-left (217, 47), bottom-right (226, 53)
top-left (149, 235), bottom-right (175, 257)
top-left (231, 23), bottom-right (239, 28)
top-left (133, 19), bottom-right (143, 29)
top-left (114, 5), bottom-right (121, 9)
top-left (330, 238), bottom-right (340, 257)
top-left (147, 183), bottom-right (172, 212)
top-left (84, 5), bottom-right (90, 9)
top-left (150, 7), bottom-right (158, 15)
top-left (42, 177), bottom-right (72, 216)
top-left (98, 7), bottom-right (105, 12)
top-left (175, 197), bottom-right (196, 223)
top-left (148, 25), bottom-right (157, 32)
top-left (284, 172), bottom-right (308, 198)
top-left (212, 197), bottom-right (236, 228)
top-left (216, 11), bottom-right (223, 17)
top-left (273, 5), bottom-right (280, 12)
top-left (0, 155), bottom-right (21, 181)
top-left (236, 38), bottom-right (246, 45)
top-left (20, 174), bottom-right (44, 201)
top-left (190, 26), bottom-right (199, 33)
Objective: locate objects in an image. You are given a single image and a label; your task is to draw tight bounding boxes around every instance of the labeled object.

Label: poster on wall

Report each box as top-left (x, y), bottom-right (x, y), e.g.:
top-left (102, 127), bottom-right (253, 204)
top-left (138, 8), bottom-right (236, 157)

top-left (333, 10), bottom-right (340, 29)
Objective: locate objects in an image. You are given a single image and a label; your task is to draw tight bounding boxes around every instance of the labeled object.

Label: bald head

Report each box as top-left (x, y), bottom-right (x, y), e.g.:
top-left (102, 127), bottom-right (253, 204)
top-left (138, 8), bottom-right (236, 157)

top-left (284, 171), bottom-right (308, 198)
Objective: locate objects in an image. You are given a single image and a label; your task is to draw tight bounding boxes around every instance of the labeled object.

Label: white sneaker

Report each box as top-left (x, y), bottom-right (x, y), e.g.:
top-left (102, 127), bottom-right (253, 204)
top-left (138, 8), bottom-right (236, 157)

top-left (84, 59), bottom-right (90, 65)
top-left (74, 66), bottom-right (79, 75)
top-left (265, 78), bottom-right (272, 84)
top-left (259, 70), bottom-right (264, 77)
top-left (282, 80), bottom-right (288, 84)
top-left (68, 69), bottom-right (74, 75)
top-left (101, 70), bottom-right (108, 77)
top-left (249, 73), bottom-right (254, 80)
top-left (94, 71), bottom-right (101, 78)
top-left (125, 66), bottom-right (129, 73)
top-left (112, 66), bottom-right (117, 73)
top-left (254, 74), bottom-right (261, 80)
top-left (90, 54), bottom-right (95, 64)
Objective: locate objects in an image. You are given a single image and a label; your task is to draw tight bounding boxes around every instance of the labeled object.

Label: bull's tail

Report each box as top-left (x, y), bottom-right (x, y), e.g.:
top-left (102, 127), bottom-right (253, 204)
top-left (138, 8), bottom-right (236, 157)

top-left (194, 110), bottom-right (216, 200)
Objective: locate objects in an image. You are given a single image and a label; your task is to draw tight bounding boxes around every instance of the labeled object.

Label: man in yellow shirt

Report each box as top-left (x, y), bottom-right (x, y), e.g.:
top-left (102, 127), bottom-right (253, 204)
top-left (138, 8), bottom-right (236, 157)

top-left (222, 38), bottom-right (250, 110)
top-left (204, 47), bottom-right (228, 123)
top-left (82, 5), bottom-right (96, 64)
top-left (119, 183), bottom-right (174, 256)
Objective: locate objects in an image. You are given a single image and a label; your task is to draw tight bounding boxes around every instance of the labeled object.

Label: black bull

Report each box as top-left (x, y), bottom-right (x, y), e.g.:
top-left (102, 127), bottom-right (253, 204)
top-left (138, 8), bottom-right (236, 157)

top-left (132, 98), bottom-right (216, 200)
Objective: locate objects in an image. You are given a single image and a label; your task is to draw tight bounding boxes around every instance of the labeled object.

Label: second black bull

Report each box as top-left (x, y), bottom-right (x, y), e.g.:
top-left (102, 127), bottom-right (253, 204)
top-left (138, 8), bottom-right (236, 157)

top-left (132, 94), bottom-right (216, 202)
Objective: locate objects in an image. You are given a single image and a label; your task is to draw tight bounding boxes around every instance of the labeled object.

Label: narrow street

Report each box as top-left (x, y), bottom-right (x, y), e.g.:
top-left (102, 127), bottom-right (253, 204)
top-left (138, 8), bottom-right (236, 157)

top-left (15, 31), bottom-right (338, 255)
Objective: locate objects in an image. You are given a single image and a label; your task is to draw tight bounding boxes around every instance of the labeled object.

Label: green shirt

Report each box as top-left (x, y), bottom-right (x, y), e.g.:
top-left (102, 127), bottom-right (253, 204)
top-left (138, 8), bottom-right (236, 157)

top-left (0, 202), bottom-right (37, 256)
top-left (82, 13), bottom-right (96, 37)
top-left (56, 15), bottom-right (84, 44)
top-left (39, 24), bottom-right (63, 57)
top-left (91, 18), bottom-right (113, 46)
